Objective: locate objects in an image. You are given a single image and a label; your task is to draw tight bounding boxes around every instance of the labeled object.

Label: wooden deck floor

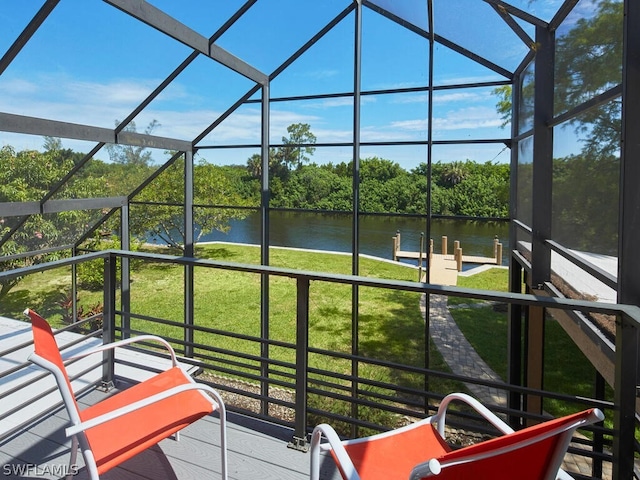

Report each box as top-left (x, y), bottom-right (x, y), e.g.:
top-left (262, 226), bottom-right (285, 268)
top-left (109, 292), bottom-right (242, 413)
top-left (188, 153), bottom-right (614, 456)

top-left (0, 384), bottom-right (341, 480)
top-left (0, 316), bottom-right (340, 480)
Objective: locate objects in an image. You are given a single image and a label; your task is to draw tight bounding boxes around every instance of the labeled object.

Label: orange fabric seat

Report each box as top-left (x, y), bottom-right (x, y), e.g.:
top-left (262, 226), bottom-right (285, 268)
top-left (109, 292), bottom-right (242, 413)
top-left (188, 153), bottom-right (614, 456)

top-left (336, 421), bottom-right (451, 480)
top-left (80, 366), bottom-right (214, 474)
top-left (26, 308), bottom-right (228, 480)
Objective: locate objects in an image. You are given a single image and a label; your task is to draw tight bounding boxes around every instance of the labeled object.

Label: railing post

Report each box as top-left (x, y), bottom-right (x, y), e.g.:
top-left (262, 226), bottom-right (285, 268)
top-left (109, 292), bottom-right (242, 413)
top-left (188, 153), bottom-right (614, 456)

top-left (613, 311), bottom-right (638, 479)
top-left (101, 253), bottom-right (117, 390)
top-left (507, 259), bottom-right (523, 427)
top-left (289, 276), bottom-right (310, 452)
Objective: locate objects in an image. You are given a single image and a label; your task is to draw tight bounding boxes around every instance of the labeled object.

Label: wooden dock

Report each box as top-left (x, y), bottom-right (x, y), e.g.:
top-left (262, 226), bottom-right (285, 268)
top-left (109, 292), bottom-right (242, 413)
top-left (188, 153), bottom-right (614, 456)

top-left (393, 232), bottom-right (502, 286)
top-left (427, 254), bottom-right (459, 286)
top-left (395, 250), bottom-right (498, 265)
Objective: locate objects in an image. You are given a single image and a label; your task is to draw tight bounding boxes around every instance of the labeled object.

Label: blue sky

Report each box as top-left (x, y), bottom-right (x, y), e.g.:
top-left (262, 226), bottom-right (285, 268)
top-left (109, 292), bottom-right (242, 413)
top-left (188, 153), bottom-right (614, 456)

top-left (0, 0), bottom-right (579, 170)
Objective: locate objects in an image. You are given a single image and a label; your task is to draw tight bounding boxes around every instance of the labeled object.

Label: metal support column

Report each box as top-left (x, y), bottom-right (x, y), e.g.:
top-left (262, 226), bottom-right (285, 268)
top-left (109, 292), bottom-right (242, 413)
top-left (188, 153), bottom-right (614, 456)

top-left (507, 258), bottom-right (523, 425)
top-left (531, 24), bottom-right (554, 289)
top-left (101, 252), bottom-right (117, 390)
top-left (184, 150), bottom-right (194, 357)
top-left (614, 0), bottom-right (640, 476)
top-left (613, 312), bottom-right (639, 479)
top-left (289, 277), bottom-right (310, 452)
top-left (526, 25), bottom-right (555, 418)
top-left (424, 0), bottom-right (435, 413)
top-left (350, 0), bottom-right (363, 438)
top-left (120, 204), bottom-right (131, 339)
top-left (508, 69), bottom-right (523, 425)
top-left (260, 82), bottom-right (271, 416)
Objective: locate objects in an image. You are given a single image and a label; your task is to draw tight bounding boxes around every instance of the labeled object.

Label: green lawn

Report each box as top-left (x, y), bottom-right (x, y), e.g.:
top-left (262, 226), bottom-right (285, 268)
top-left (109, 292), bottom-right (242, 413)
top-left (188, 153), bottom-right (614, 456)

top-left (1, 244), bottom-right (464, 431)
top-left (453, 267), bottom-right (613, 420)
top-left (2, 248), bottom-right (610, 431)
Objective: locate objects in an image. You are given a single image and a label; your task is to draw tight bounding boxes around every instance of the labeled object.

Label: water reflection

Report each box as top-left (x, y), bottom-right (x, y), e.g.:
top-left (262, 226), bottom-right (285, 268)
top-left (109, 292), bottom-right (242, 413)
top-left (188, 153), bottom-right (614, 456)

top-left (199, 211), bottom-right (509, 263)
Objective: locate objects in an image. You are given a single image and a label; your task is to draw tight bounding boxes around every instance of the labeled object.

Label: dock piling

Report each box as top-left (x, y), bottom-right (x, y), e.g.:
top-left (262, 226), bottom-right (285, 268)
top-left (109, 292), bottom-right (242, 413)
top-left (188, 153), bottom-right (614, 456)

top-left (455, 246), bottom-right (463, 272)
top-left (392, 235), bottom-right (398, 261)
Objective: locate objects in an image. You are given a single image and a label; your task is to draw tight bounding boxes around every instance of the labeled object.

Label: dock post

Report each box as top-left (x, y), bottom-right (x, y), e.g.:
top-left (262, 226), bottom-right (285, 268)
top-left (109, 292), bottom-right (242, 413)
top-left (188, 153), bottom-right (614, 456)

top-left (429, 238), bottom-right (433, 260)
top-left (396, 230), bottom-right (401, 251)
top-left (442, 236), bottom-right (447, 255)
top-left (493, 236), bottom-right (499, 257)
top-left (454, 240), bottom-right (460, 253)
top-left (455, 246), bottom-right (463, 272)
top-left (496, 243), bottom-right (503, 265)
top-left (392, 235), bottom-right (398, 261)
top-left (418, 232), bottom-right (424, 281)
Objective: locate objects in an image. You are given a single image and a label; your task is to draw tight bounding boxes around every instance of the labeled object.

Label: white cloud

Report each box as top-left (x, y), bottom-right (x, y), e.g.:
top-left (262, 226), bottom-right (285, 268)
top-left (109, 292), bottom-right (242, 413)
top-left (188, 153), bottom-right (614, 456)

top-left (433, 106), bottom-right (502, 131)
top-left (0, 70), bottom-right (504, 167)
top-left (432, 92), bottom-right (486, 104)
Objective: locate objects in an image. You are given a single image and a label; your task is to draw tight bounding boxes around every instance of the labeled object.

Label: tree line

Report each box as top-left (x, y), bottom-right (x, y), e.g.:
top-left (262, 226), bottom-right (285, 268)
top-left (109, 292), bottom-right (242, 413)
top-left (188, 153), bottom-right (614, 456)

top-left (0, 129), bottom-right (510, 295)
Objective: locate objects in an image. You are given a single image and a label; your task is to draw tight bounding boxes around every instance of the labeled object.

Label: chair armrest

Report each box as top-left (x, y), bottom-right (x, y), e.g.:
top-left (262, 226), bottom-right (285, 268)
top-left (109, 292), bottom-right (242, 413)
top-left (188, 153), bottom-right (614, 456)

top-left (67, 335), bottom-right (179, 367)
top-left (408, 459), bottom-right (442, 480)
top-left (310, 424), bottom-right (361, 480)
top-left (432, 392), bottom-right (514, 439)
top-left (65, 382), bottom-right (225, 438)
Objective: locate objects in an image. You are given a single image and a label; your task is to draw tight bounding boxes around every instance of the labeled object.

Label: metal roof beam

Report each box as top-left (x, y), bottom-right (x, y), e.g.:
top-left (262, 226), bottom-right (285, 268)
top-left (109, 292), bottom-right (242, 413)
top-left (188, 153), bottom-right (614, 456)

top-left (42, 197), bottom-right (127, 214)
top-left (103, 0), bottom-right (268, 84)
top-left (483, 0), bottom-right (548, 28)
top-left (0, 197), bottom-right (127, 218)
top-left (0, 112), bottom-right (191, 152)
top-left (489, 3), bottom-right (535, 49)
top-left (0, 112), bottom-right (113, 143)
top-left (117, 130), bottom-right (191, 152)
top-left (0, 0), bottom-right (61, 76)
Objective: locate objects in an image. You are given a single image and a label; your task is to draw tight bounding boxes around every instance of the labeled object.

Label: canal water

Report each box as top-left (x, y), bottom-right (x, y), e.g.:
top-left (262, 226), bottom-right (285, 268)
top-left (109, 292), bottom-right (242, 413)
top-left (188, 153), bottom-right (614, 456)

top-left (198, 211), bottom-right (509, 264)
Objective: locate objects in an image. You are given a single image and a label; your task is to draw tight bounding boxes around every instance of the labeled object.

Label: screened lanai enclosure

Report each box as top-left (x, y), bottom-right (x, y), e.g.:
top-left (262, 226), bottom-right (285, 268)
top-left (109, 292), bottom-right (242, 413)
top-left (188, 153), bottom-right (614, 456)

top-left (1, 1), bottom-right (639, 479)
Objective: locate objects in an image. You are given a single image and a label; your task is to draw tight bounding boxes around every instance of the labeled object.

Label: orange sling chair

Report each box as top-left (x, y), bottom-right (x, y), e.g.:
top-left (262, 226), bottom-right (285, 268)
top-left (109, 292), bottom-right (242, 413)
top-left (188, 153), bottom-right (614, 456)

top-left (311, 392), bottom-right (603, 480)
top-left (26, 308), bottom-right (228, 479)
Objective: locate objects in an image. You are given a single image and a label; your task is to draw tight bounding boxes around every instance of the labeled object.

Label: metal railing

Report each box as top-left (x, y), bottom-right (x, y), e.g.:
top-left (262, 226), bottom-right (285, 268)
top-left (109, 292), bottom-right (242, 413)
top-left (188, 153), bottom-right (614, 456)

top-left (0, 249), bottom-right (638, 479)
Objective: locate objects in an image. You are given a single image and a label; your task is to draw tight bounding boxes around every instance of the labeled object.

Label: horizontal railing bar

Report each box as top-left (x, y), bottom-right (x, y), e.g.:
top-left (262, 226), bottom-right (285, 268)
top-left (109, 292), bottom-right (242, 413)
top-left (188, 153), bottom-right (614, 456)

top-left (308, 363), bottom-right (614, 412)
top-left (0, 244), bottom-right (74, 263)
top-left (545, 239), bottom-right (617, 289)
top-left (116, 312), bottom-right (300, 351)
top-left (0, 378), bottom-right (102, 444)
top-left (114, 250), bottom-right (636, 319)
top-left (1, 249), bottom-right (636, 320)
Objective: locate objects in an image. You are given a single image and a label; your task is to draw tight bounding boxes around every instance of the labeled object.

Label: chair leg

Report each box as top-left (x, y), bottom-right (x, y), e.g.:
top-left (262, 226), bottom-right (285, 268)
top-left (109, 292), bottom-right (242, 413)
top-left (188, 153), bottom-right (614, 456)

top-left (67, 436), bottom-right (79, 480)
top-left (218, 406), bottom-right (228, 480)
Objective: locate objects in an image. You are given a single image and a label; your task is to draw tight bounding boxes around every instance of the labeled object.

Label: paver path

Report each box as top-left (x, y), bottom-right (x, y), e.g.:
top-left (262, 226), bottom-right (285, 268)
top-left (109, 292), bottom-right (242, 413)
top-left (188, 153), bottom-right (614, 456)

top-left (421, 293), bottom-right (507, 407)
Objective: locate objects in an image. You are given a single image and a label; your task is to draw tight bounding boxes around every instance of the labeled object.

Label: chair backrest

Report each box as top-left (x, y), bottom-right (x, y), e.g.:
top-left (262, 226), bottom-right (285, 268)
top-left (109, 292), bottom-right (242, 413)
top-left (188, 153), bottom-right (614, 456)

top-left (417, 408), bottom-right (603, 480)
top-left (26, 309), bottom-right (82, 423)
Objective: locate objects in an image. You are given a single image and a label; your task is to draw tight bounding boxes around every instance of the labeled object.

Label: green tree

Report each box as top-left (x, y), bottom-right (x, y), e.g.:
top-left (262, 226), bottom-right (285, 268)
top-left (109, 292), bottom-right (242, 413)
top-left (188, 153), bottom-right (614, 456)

top-left (439, 161), bottom-right (468, 187)
top-left (106, 120), bottom-right (160, 166)
top-left (493, 85), bottom-right (512, 128)
top-left (278, 164), bottom-right (352, 210)
top-left (246, 123), bottom-right (317, 181)
top-left (493, 1), bottom-right (622, 252)
top-left (132, 157), bottom-right (249, 251)
top-left (277, 123), bottom-right (317, 171)
top-left (0, 146), bottom-right (106, 298)
top-left (494, 0), bottom-right (623, 157)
